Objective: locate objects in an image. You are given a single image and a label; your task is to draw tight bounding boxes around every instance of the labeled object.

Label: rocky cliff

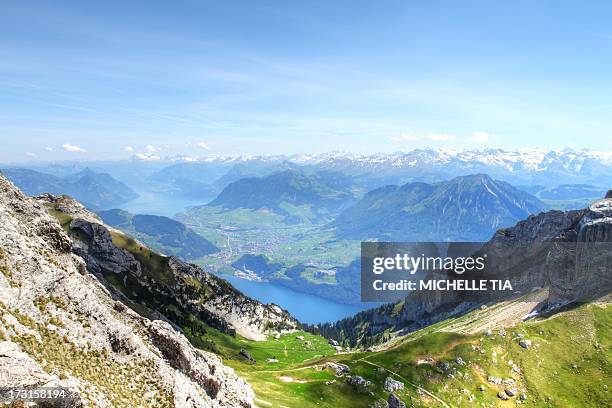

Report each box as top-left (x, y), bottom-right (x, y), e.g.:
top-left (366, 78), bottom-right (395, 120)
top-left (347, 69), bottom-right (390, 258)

top-left (0, 173), bottom-right (260, 406)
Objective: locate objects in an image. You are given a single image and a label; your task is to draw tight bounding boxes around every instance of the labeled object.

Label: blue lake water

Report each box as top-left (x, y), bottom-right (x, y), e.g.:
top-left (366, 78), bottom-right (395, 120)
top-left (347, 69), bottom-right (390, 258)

top-left (221, 275), bottom-right (375, 324)
top-left (120, 191), bottom-right (204, 217)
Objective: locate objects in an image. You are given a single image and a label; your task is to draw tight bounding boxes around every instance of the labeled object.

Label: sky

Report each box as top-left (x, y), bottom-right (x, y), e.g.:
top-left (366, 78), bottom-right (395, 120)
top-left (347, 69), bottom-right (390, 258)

top-left (1, 0), bottom-right (612, 163)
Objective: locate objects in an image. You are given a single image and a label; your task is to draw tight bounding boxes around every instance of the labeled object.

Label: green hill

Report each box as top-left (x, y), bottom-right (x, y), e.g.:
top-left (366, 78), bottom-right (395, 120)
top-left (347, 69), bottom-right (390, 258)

top-left (98, 209), bottom-right (219, 261)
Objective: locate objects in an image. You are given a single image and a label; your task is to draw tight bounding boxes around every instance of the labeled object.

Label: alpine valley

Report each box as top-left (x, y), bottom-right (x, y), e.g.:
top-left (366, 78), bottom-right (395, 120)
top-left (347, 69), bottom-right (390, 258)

top-left (0, 157), bottom-right (610, 407)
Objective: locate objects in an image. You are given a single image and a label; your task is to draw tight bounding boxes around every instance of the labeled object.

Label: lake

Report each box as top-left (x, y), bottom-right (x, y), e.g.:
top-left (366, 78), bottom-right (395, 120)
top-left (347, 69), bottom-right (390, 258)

top-left (221, 274), bottom-right (375, 324)
top-left (120, 191), bottom-right (204, 217)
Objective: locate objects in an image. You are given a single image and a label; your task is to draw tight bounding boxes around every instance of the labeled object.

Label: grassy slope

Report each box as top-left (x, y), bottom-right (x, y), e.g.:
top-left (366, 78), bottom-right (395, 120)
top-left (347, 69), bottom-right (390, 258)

top-left (192, 303), bottom-right (610, 408)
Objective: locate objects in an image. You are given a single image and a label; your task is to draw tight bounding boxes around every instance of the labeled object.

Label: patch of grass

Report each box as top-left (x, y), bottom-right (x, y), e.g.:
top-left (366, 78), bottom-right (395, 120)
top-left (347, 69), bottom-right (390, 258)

top-left (110, 231), bottom-right (174, 285)
top-left (45, 207), bottom-right (74, 234)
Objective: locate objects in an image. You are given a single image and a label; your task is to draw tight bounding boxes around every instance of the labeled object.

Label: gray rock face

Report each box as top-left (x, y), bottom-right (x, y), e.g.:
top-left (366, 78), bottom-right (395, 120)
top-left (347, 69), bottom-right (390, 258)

top-left (0, 174), bottom-right (255, 407)
top-left (346, 375), bottom-right (372, 393)
top-left (324, 362), bottom-right (350, 376)
top-left (148, 320), bottom-right (253, 406)
top-left (383, 377), bottom-right (404, 392)
top-left (71, 218), bottom-right (142, 277)
top-left (387, 393), bottom-right (406, 408)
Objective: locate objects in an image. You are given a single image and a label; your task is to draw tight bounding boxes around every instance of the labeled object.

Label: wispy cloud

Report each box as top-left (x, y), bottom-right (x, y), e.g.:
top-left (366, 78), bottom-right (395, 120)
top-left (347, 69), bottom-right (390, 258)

top-left (62, 143), bottom-right (86, 153)
top-left (196, 142), bottom-right (210, 149)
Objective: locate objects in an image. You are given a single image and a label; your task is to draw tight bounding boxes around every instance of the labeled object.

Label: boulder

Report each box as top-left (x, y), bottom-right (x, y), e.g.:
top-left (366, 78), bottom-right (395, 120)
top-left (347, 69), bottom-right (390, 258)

top-left (346, 375), bottom-right (372, 393)
top-left (383, 377), bottom-right (404, 392)
top-left (238, 348), bottom-right (256, 363)
top-left (387, 393), bottom-right (406, 408)
top-left (497, 391), bottom-right (509, 400)
top-left (506, 388), bottom-right (518, 397)
top-left (519, 339), bottom-right (532, 349)
top-left (487, 376), bottom-right (502, 385)
top-left (324, 362), bottom-right (350, 376)
top-left (436, 361), bottom-right (451, 372)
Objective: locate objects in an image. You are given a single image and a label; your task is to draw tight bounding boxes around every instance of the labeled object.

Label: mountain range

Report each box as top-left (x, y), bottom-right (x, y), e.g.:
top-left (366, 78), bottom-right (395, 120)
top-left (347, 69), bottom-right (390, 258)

top-left (142, 148), bottom-right (612, 189)
top-left (1, 167), bottom-right (138, 210)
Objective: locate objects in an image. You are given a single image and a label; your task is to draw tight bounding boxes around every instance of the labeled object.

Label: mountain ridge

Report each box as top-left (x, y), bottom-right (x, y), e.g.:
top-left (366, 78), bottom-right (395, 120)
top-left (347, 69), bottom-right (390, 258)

top-left (332, 174), bottom-right (546, 241)
top-left (205, 169), bottom-right (357, 223)
top-left (1, 167), bottom-right (138, 210)
top-left (98, 209), bottom-right (219, 261)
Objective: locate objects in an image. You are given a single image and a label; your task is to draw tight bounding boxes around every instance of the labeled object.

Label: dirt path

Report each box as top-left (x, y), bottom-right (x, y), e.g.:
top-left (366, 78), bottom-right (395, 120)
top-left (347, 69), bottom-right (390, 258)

top-left (256, 356), bottom-right (451, 407)
top-left (359, 359), bottom-right (451, 408)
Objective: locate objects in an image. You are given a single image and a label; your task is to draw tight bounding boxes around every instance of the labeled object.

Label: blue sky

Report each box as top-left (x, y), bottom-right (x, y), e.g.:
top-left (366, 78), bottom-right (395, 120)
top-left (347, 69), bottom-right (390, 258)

top-left (1, 0), bottom-right (612, 162)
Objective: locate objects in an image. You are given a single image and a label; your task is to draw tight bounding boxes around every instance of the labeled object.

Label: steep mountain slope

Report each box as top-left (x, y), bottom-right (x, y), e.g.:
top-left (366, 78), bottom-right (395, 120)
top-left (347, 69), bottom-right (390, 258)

top-left (1, 167), bottom-right (138, 209)
top-left (318, 191), bottom-right (612, 347)
top-left (332, 174), bottom-right (546, 241)
top-left (206, 169), bottom-right (357, 223)
top-left (40, 193), bottom-right (297, 342)
top-left (0, 174), bottom-right (253, 407)
top-left (98, 209), bottom-right (219, 261)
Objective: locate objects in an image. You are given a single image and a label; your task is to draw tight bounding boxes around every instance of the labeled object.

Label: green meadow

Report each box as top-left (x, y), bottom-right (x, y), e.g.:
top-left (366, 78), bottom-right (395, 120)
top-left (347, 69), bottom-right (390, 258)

top-left (186, 302), bottom-right (610, 408)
